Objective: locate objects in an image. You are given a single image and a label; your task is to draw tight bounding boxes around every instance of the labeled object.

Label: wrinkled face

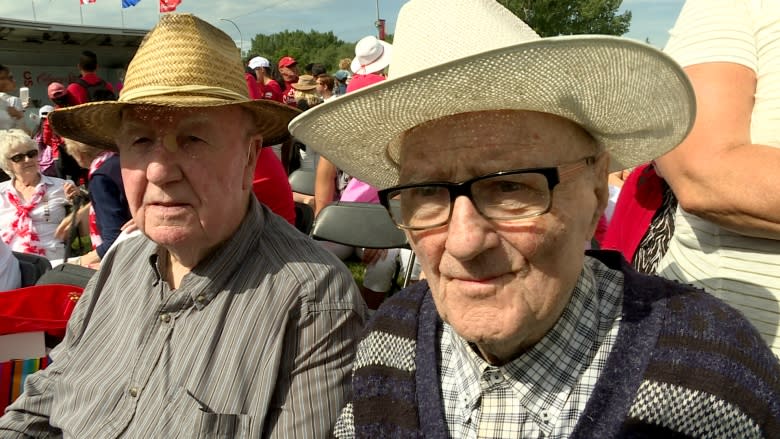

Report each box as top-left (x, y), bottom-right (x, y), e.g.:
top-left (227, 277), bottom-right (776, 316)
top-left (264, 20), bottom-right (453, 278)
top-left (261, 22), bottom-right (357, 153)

top-left (398, 110), bottom-right (608, 364)
top-left (279, 64), bottom-right (298, 83)
top-left (116, 105), bottom-right (261, 261)
top-left (7, 143), bottom-right (39, 178)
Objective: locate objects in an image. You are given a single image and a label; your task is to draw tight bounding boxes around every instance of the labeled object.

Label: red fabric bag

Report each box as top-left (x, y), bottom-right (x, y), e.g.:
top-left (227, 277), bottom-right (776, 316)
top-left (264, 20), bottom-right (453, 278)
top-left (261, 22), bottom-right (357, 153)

top-left (0, 284), bottom-right (83, 339)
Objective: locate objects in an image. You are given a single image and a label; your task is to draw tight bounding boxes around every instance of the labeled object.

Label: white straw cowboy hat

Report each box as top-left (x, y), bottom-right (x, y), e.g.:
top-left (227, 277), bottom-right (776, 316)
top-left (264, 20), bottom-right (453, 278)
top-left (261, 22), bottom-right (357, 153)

top-left (351, 35), bottom-right (393, 75)
top-left (50, 14), bottom-right (300, 150)
top-left (289, 0), bottom-right (696, 189)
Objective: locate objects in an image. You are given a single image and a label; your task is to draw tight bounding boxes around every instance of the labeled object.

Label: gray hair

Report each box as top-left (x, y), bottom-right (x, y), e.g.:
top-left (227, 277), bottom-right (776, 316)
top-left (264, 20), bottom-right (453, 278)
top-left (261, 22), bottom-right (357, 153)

top-left (0, 129), bottom-right (36, 176)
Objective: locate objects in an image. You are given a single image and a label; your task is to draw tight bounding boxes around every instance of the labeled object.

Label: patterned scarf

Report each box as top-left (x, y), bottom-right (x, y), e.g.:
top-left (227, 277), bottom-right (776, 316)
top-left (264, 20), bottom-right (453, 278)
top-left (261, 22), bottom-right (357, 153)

top-left (2, 181), bottom-right (48, 255)
top-left (87, 151), bottom-right (115, 249)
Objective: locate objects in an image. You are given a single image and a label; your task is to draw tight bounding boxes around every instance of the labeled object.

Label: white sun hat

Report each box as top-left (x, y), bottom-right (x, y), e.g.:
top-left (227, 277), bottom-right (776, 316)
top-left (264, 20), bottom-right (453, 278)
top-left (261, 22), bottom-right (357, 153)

top-left (351, 35), bottom-right (393, 75)
top-left (289, 0), bottom-right (696, 189)
top-left (248, 56), bottom-right (270, 70)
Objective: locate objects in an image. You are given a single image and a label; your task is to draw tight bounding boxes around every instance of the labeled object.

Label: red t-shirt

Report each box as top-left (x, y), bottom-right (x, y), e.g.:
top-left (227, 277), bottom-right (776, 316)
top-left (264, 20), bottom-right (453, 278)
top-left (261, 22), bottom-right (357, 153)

top-left (67, 72), bottom-right (115, 105)
top-left (253, 147), bottom-right (296, 225)
top-left (244, 73), bottom-right (262, 100)
top-left (259, 80), bottom-right (283, 103)
top-left (282, 83), bottom-right (297, 107)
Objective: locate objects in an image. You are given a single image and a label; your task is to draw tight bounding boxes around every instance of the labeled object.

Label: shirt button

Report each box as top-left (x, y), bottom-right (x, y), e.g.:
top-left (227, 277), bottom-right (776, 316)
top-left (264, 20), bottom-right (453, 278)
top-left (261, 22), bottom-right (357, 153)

top-left (129, 387), bottom-right (139, 398)
top-left (195, 295), bottom-right (207, 304)
top-left (489, 372), bottom-right (502, 383)
top-left (159, 313), bottom-right (171, 323)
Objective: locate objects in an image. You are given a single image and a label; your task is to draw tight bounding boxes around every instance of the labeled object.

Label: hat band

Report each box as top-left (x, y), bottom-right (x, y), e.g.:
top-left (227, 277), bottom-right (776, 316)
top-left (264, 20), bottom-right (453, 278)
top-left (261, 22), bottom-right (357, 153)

top-left (120, 84), bottom-right (248, 103)
top-left (359, 45), bottom-right (385, 71)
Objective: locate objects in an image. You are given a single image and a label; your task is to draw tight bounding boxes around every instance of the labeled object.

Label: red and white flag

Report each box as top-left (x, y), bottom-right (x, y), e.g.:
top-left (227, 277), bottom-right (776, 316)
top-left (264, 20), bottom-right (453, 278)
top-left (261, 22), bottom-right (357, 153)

top-left (159, 0), bottom-right (181, 12)
top-left (80, 0), bottom-right (97, 4)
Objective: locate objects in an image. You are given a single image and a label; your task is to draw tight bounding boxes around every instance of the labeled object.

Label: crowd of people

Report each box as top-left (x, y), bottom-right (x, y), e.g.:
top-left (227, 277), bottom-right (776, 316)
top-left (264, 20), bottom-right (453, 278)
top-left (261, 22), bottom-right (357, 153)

top-left (0, 0), bottom-right (778, 437)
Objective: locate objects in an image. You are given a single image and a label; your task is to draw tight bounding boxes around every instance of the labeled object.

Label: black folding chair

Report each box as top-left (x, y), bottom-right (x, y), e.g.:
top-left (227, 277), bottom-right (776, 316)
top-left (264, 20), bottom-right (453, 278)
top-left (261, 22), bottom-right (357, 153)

top-left (12, 252), bottom-right (52, 287)
top-left (311, 201), bottom-right (416, 288)
top-left (288, 168), bottom-right (316, 196)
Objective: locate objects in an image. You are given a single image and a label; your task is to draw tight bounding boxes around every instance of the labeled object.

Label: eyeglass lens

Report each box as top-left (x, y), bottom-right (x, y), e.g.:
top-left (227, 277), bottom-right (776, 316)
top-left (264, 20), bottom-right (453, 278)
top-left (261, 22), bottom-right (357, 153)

top-left (387, 172), bottom-right (552, 229)
top-left (9, 150), bottom-right (39, 163)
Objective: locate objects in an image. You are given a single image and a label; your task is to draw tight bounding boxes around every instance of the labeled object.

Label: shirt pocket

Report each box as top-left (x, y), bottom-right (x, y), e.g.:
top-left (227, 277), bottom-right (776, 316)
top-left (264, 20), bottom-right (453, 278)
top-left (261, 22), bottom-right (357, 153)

top-left (195, 412), bottom-right (252, 439)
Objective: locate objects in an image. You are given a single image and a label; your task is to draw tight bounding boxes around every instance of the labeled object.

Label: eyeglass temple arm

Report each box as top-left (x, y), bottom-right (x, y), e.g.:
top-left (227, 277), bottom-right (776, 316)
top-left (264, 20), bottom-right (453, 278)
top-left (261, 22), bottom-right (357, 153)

top-left (557, 155), bottom-right (599, 180)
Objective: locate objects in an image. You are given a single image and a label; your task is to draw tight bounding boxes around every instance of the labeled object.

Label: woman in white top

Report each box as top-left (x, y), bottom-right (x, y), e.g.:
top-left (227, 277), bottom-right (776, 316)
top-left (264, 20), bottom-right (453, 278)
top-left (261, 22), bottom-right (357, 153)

top-left (657, 0), bottom-right (780, 355)
top-left (0, 129), bottom-right (77, 261)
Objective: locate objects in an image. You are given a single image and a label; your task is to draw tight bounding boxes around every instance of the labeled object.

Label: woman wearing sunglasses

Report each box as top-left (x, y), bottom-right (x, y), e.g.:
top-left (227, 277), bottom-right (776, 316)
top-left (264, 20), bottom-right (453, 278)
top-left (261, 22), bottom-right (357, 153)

top-left (0, 129), bottom-right (79, 261)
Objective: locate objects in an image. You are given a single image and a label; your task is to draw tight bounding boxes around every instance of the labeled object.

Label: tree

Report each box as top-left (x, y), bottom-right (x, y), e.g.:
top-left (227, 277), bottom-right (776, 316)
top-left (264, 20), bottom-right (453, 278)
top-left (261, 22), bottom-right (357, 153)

top-left (248, 30), bottom-right (355, 73)
top-left (498, 0), bottom-right (631, 37)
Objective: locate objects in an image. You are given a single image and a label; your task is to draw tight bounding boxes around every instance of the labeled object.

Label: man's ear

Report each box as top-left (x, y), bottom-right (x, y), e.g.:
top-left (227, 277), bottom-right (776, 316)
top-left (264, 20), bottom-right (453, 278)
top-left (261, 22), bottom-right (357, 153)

top-left (242, 135), bottom-right (262, 191)
top-left (587, 153), bottom-right (610, 236)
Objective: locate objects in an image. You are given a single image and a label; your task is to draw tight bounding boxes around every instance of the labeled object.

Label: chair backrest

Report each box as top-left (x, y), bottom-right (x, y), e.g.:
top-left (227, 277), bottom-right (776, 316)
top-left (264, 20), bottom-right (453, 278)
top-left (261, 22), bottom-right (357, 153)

top-left (12, 252), bottom-right (52, 287)
top-left (293, 202), bottom-right (315, 235)
top-left (311, 202), bottom-right (408, 249)
top-left (36, 263), bottom-right (96, 289)
top-left (288, 169), bottom-right (316, 196)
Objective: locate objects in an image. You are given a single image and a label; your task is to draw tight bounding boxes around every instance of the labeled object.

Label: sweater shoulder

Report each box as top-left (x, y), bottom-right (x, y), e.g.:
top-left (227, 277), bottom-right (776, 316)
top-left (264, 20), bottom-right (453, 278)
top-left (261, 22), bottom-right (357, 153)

top-left (629, 287), bottom-right (780, 438)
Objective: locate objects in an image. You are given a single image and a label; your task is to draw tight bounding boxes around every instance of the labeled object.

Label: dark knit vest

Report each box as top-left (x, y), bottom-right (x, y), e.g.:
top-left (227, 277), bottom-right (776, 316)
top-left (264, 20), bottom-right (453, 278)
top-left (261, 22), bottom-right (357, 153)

top-left (350, 250), bottom-right (780, 438)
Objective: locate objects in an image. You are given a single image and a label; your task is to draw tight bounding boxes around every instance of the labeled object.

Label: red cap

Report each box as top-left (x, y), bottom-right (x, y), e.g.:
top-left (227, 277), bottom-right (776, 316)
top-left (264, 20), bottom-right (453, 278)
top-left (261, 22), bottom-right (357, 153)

top-left (278, 56), bottom-right (297, 68)
top-left (47, 82), bottom-right (67, 99)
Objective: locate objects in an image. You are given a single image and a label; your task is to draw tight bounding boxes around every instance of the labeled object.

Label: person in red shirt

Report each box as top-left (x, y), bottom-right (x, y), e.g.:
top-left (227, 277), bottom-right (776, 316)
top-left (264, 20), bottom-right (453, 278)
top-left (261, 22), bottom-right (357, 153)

top-left (252, 146), bottom-right (295, 225)
top-left (277, 56), bottom-right (299, 107)
top-left (66, 51), bottom-right (115, 105)
top-left (248, 56), bottom-right (283, 103)
top-left (244, 65), bottom-right (262, 100)
top-left (45, 82), bottom-right (86, 183)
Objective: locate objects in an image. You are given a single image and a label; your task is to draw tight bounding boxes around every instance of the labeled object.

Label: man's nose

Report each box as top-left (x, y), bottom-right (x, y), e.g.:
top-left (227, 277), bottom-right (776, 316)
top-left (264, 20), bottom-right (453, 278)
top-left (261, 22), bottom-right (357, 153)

top-left (145, 139), bottom-right (184, 184)
top-left (444, 196), bottom-right (499, 260)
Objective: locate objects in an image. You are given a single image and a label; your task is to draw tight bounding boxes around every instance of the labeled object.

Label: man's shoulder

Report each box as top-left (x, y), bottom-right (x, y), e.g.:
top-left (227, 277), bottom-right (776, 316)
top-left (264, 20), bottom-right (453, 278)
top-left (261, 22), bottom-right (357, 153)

top-left (254, 212), bottom-right (362, 308)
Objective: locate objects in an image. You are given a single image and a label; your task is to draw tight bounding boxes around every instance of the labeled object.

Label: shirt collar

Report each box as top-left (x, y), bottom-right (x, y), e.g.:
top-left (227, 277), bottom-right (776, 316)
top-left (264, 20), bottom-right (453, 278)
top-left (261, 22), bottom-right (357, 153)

top-left (448, 261), bottom-right (608, 435)
top-left (145, 196), bottom-right (266, 309)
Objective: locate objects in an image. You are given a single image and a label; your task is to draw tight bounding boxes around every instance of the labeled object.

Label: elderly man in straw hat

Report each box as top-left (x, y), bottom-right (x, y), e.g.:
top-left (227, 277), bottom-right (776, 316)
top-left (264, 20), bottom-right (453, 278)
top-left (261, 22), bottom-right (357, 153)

top-left (290, 1), bottom-right (780, 437)
top-left (0, 14), bottom-right (367, 438)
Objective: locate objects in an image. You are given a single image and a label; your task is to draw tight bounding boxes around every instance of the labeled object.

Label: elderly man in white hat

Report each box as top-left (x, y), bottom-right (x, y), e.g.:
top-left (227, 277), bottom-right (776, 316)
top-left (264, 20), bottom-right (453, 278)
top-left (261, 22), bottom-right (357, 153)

top-left (290, 0), bottom-right (780, 437)
top-left (0, 14), bottom-right (367, 438)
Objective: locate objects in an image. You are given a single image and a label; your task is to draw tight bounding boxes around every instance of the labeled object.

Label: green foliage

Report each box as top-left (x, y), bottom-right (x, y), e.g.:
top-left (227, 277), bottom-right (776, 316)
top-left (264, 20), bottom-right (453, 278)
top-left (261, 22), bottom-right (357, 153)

top-left (498, 0), bottom-right (631, 37)
top-left (248, 29), bottom-right (356, 73)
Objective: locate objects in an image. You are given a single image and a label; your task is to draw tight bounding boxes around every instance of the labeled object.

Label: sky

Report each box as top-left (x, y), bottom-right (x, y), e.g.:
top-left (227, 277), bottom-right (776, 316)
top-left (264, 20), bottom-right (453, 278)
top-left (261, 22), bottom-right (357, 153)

top-left (1, 0), bottom-right (685, 51)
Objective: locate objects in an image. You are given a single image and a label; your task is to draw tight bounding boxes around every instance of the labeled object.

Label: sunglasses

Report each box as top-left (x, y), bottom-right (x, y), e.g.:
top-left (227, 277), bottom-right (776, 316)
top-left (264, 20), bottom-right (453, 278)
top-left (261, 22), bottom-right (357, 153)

top-left (9, 149), bottom-right (39, 163)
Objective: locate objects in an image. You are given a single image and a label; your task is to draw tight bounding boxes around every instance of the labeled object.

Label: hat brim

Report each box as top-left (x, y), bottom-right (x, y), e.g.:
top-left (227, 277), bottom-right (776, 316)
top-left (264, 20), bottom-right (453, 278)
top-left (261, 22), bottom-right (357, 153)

top-left (50, 96), bottom-right (300, 150)
top-left (291, 84), bottom-right (317, 91)
top-left (290, 36), bottom-right (696, 189)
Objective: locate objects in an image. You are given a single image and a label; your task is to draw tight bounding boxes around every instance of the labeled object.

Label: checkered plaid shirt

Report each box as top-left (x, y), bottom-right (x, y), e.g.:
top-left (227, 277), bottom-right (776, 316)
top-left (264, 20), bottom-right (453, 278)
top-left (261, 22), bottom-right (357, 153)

top-left (439, 256), bottom-right (624, 438)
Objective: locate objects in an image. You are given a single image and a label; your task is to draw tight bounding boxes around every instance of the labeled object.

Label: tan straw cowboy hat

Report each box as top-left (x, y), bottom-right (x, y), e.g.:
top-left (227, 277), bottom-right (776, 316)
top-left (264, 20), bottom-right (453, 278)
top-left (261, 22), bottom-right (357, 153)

top-left (50, 14), bottom-right (300, 150)
top-left (288, 0), bottom-right (696, 189)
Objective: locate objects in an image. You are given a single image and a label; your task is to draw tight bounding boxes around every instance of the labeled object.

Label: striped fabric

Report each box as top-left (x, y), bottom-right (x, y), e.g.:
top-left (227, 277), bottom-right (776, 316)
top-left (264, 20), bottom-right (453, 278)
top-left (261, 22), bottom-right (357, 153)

top-left (0, 199), bottom-right (368, 438)
top-left (660, 0), bottom-right (780, 356)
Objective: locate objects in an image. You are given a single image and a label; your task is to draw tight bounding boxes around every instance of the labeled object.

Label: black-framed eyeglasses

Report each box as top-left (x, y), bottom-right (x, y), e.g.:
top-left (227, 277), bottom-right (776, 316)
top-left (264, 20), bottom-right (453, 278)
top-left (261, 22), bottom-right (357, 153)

top-left (9, 149), bottom-right (39, 163)
top-left (379, 155), bottom-right (597, 230)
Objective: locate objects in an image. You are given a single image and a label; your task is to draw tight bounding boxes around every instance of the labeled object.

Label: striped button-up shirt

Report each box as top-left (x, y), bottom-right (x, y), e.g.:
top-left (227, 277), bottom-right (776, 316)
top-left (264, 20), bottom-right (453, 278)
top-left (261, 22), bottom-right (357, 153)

top-left (0, 200), bottom-right (367, 438)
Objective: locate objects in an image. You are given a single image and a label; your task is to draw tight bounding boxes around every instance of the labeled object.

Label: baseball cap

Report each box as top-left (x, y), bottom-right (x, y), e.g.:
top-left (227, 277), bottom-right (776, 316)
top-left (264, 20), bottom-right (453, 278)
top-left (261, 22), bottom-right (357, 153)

top-left (47, 82), bottom-right (67, 99)
top-left (248, 56), bottom-right (270, 70)
top-left (278, 56), bottom-right (297, 68)
top-left (39, 105), bottom-right (55, 118)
